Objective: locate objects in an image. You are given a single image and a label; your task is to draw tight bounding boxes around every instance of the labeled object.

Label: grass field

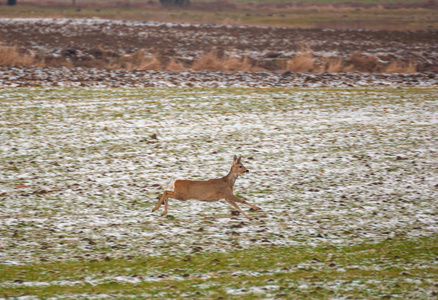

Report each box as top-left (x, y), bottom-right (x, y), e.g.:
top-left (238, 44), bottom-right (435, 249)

top-left (1, 2), bottom-right (437, 30)
top-left (1, 87), bottom-right (437, 298)
top-left (1, 238), bottom-right (437, 298)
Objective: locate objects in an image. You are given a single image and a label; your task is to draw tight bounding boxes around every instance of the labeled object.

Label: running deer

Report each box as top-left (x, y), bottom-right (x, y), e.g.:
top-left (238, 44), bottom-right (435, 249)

top-left (152, 155), bottom-right (261, 219)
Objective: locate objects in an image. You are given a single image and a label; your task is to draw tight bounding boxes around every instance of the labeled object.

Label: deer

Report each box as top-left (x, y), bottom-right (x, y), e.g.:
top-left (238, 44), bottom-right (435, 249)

top-left (152, 155), bottom-right (261, 219)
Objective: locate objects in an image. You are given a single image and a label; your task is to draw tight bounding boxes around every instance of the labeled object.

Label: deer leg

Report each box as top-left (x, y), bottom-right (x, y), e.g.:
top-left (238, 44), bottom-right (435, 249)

top-left (152, 190), bottom-right (175, 216)
top-left (152, 192), bottom-right (166, 212)
top-left (230, 194), bottom-right (261, 210)
top-left (225, 198), bottom-right (251, 219)
top-left (161, 191), bottom-right (175, 216)
top-left (162, 198), bottom-right (168, 216)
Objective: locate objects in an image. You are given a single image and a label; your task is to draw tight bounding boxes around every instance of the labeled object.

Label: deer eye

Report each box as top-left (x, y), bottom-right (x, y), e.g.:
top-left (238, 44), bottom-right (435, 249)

top-left (239, 166), bottom-right (242, 168)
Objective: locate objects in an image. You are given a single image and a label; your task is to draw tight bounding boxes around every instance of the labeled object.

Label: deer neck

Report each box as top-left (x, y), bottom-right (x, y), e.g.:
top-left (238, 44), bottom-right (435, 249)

top-left (224, 166), bottom-right (239, 188)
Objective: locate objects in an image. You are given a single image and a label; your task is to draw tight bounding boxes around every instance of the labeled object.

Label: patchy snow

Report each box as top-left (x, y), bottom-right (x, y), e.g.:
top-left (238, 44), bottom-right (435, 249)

top-left (1, 67), bottom-right (437, 88)
top-left (0, 87), bottom-right (437, 267)
top-left (227, 284), bottom-right (280, 295)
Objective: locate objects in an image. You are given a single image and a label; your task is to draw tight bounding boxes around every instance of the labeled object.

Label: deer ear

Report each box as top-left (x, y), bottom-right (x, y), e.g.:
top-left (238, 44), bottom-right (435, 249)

top-left (233, 155), bottom-right (238, 163)
top-left (237, 155), bottom-right (242, 163)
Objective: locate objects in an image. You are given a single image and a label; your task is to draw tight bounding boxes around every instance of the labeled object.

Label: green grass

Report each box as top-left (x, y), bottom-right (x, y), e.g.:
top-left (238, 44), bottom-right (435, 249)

top-left (1, 236), bottom-right (436, 298)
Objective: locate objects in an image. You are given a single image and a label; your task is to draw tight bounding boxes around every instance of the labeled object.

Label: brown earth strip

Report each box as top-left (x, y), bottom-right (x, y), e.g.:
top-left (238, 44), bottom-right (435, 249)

top-left (0, 18), bottom-right (437, 74)
top-left (1, 66), bottom-right (436, 88)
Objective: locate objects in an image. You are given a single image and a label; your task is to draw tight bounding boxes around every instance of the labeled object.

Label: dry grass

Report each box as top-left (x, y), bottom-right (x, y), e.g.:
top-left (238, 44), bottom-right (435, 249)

top-left (316, 51), bottom-right (418, 74)
top-left (384, 60), bottom-right (417, 73)
top-left (0, 43), bottom-right (420, 74)
top-left (285, 51), bottom-right (315, 73)
top-left (223, 54), bottom-right (260, 72)
top-left (1, 1), bottom-right (437, 31)
top-left (192, 51), bottom-right (262, 72)
top-left (89, 49), bottom-right (164, 70)
top-left (0, 44), bottom-right (37, 66)
top-left (17, 0), bottom-right (438, 10)
top-left (166, 59), bottom-right (187, 71)
top-left (345, 51), bottom-right (379, 73)
top-left (117, 50), bottom-right (162, 70)
top-left (135, 57), bottom-right (162, 71)
top-left (191, 51), bottom-right (224, 72)
top-left (320, 57), bottom-right (345, 73)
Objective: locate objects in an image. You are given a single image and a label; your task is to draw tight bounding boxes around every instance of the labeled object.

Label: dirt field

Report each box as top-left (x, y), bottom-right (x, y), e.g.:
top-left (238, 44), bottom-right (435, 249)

top-left (0, 18), bottom-right (437, 83)
top-left (1, 66), bottom-right (437, 88)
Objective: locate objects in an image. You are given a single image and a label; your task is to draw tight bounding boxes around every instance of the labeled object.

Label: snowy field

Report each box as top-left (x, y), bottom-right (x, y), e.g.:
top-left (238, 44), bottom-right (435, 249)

top-left (0, 87), bottom-right (437, 297)
top-left (1, 86), bottom-right (437, 261)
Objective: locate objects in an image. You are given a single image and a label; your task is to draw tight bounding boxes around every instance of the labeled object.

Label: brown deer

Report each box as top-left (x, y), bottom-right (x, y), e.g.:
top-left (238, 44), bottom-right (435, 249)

top-left (152, 155), bottom-right (261, 219)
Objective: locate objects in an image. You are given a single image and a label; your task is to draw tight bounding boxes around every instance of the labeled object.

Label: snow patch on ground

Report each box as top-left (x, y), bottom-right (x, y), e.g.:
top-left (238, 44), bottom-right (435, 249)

top-left (0, 87), bottom-right (437, 266)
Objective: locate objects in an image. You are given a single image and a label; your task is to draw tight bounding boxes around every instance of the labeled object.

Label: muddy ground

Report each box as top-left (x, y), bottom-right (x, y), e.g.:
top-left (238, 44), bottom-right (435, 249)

top-left (0, 18), bottom-right (437, 86)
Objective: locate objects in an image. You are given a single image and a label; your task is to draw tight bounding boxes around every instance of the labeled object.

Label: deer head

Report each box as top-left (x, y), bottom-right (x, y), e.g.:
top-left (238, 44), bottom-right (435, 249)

top-left (233, 155), bottom-right (249, 175)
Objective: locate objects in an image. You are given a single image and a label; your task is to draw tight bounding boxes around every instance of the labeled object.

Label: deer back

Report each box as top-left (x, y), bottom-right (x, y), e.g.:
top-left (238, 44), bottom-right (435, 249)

top-left (173, 178), bottom-right (231, 202)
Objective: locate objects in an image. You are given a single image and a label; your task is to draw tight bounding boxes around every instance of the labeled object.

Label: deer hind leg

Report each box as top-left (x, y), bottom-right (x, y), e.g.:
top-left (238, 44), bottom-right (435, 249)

top-left (152, 190), bottom-right (175, 216)
top-left (152, 192), bottom-right (166, 212)
top-left (230, 194), bottom-right (261, 211)
top-left (225, 198), bottom-right (251, 219)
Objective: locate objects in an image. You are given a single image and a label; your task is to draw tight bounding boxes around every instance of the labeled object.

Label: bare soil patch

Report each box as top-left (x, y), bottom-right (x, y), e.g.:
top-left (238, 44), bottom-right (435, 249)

top-left (1, 66), bottom-right (437, 88)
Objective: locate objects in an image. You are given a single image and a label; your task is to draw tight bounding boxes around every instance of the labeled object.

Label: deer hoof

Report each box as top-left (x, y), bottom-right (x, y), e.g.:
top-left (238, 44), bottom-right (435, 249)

top-left (250, 207), bottom-right (262, 211)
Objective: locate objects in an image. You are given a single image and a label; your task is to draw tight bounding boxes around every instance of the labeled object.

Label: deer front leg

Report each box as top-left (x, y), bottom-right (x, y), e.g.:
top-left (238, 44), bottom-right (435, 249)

top-left (152, 190), bottom-right (175, 216)
top-left (225, 198), bottom-right (251, 219)
top-left (230, 194), bottom-right (261, 211)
